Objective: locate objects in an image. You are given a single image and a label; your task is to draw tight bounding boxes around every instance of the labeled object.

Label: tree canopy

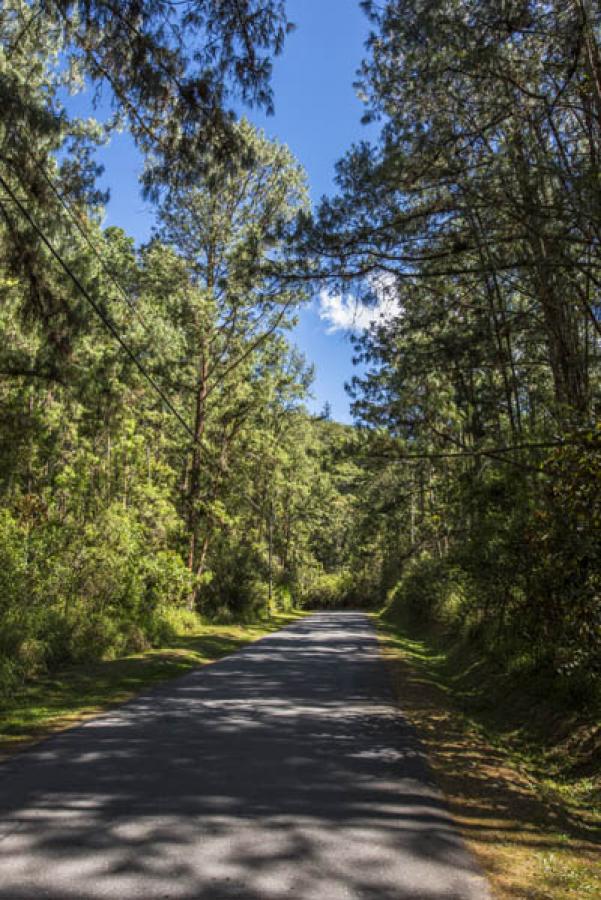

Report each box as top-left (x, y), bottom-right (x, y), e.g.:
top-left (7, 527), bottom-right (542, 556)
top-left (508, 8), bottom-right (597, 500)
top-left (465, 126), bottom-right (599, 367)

top-left (0, 0), bottom-right (600, 706)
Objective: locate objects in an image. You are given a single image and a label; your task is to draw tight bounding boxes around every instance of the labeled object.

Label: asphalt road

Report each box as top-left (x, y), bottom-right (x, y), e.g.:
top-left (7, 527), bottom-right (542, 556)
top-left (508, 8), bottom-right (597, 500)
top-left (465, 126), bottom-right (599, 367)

top-left (0, 612), bottom-right (490, 899)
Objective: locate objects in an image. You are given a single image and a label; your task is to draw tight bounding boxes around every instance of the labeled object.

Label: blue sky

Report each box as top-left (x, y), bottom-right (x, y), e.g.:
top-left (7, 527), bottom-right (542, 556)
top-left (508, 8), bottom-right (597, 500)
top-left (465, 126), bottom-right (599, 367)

top-left (72, 0), bottom-right (377, 422)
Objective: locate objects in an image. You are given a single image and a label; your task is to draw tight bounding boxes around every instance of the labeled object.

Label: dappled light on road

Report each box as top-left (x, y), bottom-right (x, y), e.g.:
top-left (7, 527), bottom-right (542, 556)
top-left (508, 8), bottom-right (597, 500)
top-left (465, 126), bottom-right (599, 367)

top-left (0, 613), bottom-right (489, 899)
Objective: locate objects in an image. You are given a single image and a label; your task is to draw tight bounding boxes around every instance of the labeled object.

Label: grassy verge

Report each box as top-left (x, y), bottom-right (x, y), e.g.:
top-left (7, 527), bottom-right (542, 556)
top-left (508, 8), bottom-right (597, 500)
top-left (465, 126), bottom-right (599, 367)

top-left (0, 610), bottom-right (306, 761)
top-left (373, 612), bottom-right (601, 900)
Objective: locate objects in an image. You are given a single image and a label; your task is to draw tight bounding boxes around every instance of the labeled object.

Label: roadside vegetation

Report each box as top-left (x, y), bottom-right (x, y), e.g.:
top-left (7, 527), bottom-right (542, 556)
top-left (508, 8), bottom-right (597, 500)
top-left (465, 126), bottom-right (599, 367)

top-left (376, 608), bottom-right (601, 899)
top-left (0, 1), bottom-right (360, 700)
top-left (0, 1), bottom-right (600, 887)
top-left (0, 609), bottom-right (305, 760)
top-left (304, 0), bottom-right (601, 709)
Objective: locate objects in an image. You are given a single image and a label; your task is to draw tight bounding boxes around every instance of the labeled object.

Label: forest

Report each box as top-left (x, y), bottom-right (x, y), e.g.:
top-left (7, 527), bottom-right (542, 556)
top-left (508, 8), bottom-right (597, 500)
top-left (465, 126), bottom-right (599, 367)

top-left (0, 0), bottom-right (600, 709)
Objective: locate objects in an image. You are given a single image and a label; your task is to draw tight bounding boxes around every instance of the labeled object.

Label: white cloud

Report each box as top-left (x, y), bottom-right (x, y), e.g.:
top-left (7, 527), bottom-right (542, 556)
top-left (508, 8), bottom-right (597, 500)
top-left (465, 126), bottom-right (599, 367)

top-left (318, 274), bottom-right (400, 334)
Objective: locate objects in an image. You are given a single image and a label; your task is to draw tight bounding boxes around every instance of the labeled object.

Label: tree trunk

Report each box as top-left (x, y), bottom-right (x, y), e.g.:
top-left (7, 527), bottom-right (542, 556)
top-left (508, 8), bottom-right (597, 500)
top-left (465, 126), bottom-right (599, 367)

top-left (186, 349), bottom-right (209, 608)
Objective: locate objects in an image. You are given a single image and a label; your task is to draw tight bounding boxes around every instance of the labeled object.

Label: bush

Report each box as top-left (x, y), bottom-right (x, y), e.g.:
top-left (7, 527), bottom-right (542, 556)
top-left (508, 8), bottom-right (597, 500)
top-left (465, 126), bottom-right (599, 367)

top-left (0, 510), bottom-right (28, 617)
top-left (159, 606), bottom-right (203, 636)
top-left (301, 570), bottom-right (363, 609)
top-left (272, 584), bottom-right (294, 612)
top-left (0, 500), bottom-right (200, 694)
top-left (199, 541), bottom-right (270, 621)
top-left (383, 552), bottom-right (472, 628)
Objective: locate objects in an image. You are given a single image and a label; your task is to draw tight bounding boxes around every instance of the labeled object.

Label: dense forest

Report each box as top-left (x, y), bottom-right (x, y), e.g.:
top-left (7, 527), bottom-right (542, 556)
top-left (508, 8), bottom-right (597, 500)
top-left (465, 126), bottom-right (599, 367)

top-left (0, 0), bottom-right (600, 706)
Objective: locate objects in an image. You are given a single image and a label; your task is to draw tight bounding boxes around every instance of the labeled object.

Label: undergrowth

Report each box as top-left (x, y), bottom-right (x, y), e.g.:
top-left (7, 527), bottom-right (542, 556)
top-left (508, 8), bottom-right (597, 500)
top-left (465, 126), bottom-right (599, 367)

top-left (0, 609), bottom-right (305, 759)
top-left (375, 608), bottom-right (601, 900)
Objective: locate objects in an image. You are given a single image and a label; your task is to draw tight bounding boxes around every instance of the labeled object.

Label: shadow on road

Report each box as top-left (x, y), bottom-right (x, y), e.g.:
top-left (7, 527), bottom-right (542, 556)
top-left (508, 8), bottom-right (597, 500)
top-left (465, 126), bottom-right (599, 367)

top-left (0, 613), bottom-right (490, 899)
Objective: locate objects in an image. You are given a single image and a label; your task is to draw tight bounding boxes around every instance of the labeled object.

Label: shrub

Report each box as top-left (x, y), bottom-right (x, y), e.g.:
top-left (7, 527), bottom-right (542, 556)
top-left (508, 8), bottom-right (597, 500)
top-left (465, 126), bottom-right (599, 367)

top-left (383, 552), bottom-right (472, 627)
top-left (159, 606), bottom-right (203, 636)
top-left (301, 570), bottom-right (359, 609)
top-left (0, 500), bottom-right (199, 692)
top-left (273, 584), bottom-right (294, 612)
top-left (199, 541), bottom-right (271, 621)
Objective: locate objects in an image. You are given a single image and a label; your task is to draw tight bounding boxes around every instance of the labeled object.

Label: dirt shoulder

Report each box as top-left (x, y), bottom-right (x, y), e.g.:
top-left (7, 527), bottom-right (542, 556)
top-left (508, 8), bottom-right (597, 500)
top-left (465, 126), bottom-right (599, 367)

top-left (374, 615), bottom-right (601, 900)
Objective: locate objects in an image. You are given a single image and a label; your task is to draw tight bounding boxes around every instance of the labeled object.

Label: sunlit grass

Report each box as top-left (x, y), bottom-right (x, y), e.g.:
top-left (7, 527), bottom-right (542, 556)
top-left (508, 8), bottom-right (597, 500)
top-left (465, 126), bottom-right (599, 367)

top-left (0, 610), bottom-right (306, 759)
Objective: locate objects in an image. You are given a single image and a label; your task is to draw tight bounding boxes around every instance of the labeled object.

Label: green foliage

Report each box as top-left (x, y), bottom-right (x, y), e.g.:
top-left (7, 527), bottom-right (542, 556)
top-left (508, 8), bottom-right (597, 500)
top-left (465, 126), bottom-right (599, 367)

top-left (0, 503), bottom-right (196, 695)
top-left (523, 430), bottom-right (601, 685)
top-left (302, 572), bottom-right (350, 609)
top-left (200, 540), bottom-right (268, 621)
top-left (0, 610), bottom-right (305, 759)
top-left (301, 568), bottom-right (371, 609)
top-left (297, 0), bottom-right (601, 705)
top-left (3, 0), bottom-right (600, 717)
top-left (0, 29), bottom-right (351, 692)
top-left (384, 553), bottom-right (471, 627)
top-left (272, 584), bottom-right (294, 613)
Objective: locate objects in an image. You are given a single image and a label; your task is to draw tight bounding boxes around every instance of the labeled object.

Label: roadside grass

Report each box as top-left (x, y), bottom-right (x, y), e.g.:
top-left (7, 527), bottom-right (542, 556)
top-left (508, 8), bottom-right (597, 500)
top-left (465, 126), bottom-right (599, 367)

top-left (373, 612), bottom-right (601, 900)
top-left (0, 610), bottom-right (306, 761)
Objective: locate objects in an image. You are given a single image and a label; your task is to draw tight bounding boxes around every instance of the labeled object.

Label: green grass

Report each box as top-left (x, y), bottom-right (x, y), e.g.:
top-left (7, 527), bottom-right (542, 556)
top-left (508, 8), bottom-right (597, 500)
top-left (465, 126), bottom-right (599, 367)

top-left (0, 610), bottom-right (306, 759)
top-left (373, 610), bottom-right (601, 900)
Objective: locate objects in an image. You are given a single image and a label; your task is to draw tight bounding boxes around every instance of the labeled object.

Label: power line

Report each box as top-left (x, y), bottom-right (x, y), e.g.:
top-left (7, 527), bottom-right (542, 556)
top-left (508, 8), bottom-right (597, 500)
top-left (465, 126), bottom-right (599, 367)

top-left (0, 169), bottom-right (195, 442)
top-left (5, 134), bottom-right (152, 335)
top-left (357, 438), bottom-right (577, 465)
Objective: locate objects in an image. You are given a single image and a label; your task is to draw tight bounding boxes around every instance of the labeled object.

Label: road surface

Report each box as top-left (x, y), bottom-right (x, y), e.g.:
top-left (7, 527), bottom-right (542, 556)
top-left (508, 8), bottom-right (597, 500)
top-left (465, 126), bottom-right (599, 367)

top-left (0, 612), bottom-right (490, 899)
